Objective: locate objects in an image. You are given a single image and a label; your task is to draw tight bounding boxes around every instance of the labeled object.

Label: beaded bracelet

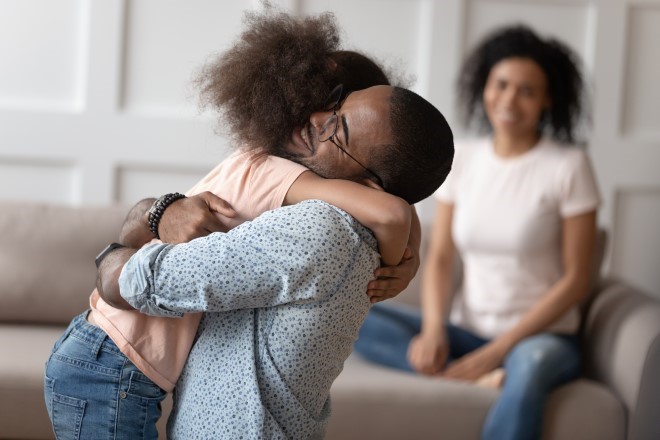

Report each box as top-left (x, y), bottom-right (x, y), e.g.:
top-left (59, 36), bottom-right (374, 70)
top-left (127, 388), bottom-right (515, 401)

top-left (148, 192), bottom-right (186, 239)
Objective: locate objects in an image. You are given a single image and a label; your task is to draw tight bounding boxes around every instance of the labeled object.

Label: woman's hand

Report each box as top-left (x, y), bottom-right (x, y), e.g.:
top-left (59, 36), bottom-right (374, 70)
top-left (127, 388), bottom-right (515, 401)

top-left (442, 340), bottom-right (508, 382)
top-left (407, 330), bottom-right (448, 375)
top-left (157, 191), bottom-right (236, 244)
top-left (367, 246), bottom-right (420, 303)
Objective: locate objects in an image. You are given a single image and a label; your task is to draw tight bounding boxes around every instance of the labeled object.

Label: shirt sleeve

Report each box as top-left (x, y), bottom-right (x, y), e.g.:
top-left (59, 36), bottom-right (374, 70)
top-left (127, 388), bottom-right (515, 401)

top-left (246, 155), bottom-right (308, 218)
top-left (118, 201), bottom-right (367, 316)
top-left (559, 149), bottom-right (601, 217)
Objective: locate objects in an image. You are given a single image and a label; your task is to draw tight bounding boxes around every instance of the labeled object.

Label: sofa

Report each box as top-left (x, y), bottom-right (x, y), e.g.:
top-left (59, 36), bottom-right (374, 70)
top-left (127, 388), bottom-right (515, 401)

top-left (1, 201), bottom-right (658, 440)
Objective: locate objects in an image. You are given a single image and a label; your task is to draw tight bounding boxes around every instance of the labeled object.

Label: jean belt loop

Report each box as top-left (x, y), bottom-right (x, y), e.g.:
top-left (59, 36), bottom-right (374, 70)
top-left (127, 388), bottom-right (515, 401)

top-left (90, 328), bottom-right (107, 359)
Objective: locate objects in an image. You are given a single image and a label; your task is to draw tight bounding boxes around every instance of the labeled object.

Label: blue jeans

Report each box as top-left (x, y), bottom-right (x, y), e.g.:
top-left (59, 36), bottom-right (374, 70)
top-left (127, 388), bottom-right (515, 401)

top-left (44, 311), bottom-right (167, 440)
top-left (355, 303), bottom-right (582, 440)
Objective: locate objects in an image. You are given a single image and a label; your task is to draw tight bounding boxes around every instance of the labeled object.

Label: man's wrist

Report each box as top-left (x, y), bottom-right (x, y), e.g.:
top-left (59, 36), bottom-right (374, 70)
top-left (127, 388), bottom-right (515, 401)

top-left (148, 193), bottom-right (186, 239)
top-left (96, 246), bottom-right (138, 310)
top-left (95, 243), bottom-right (126, 268)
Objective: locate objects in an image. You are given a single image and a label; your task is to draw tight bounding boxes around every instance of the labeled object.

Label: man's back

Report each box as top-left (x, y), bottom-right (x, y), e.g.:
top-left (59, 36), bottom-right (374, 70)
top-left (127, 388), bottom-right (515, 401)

top-left (120, 200), bottom-right (380, 438)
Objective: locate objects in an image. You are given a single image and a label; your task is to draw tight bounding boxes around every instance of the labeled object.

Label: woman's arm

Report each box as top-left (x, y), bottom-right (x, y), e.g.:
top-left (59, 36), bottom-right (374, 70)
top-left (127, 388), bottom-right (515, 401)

top-left (496, 211), bottom-right (597, 350)
top-left (407, 201), bottom-right (456, 374)
top-left (443, 211), bottom-right (597, 381)
top-left (284, 171), bottom-right (411, 266)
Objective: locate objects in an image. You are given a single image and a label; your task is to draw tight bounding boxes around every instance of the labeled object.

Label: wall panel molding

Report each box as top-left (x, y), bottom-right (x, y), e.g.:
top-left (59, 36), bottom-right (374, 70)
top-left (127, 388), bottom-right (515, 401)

top-left (115, 163), bottom-right (209, 205)
top-left (612, 186), bottom-right (660, 297)
top-left (620, 3), bottom-right (660, 140)
top-left (0, 158), bottom-right (76, 204)
top-left (0, 0), bottom-right (87, 112)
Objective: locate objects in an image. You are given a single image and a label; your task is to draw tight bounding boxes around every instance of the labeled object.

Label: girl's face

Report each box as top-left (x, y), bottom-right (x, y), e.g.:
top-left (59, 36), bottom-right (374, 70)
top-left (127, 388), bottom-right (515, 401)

top-left (483, 57), bottom-right (550, 139)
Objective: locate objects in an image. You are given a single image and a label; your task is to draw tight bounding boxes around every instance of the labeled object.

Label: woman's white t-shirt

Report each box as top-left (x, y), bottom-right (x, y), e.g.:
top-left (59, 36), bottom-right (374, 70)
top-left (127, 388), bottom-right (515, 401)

top-left (435, 137), bottom-right (601, 339)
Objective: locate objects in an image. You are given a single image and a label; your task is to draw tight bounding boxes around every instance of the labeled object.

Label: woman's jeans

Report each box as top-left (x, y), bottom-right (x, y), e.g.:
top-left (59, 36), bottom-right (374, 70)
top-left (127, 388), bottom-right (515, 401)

top-left (44, 311), bottom-right (167, 440)
top-left (354, 303), bottom-right (582, 440)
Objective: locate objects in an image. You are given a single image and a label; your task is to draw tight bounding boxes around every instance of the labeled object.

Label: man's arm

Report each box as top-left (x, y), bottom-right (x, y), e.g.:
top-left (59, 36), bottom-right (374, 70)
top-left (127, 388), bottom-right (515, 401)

top-left (120, 192), bottom-right (236, 247)
top-left (96, 247), bottom-right (137, 309)
top-left (119, 201), bottom-right (377, 317)
top-left (119, 198), bottom-right (155, 248)
top-left (96, 192), bottom-right (236, 309)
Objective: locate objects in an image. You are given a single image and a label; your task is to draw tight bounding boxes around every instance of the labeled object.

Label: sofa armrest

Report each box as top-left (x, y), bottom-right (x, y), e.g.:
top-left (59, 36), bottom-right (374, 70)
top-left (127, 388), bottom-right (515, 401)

top-left (581, 278), bottom-right (660, 440)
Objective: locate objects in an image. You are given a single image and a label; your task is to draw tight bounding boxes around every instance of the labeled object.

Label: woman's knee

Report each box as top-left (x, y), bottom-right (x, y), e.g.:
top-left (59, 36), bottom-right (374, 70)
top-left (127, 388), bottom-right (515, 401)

top-left (504, 334), bottom-right (581, 381)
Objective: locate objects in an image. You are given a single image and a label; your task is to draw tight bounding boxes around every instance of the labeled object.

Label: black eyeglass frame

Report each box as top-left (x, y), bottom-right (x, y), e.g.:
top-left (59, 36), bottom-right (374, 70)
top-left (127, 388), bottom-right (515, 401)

top-left (319, 84), bottom-right (384, 187)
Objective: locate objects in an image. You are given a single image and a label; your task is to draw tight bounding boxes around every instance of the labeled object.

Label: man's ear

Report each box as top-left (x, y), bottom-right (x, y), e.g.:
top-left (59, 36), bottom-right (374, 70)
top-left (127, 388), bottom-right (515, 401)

top-left (361, 178), bottom-right (384, 191)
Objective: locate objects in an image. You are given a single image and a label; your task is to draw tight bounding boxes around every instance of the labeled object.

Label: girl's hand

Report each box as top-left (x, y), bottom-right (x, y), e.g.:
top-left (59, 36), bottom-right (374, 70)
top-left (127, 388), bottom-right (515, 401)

top-left (367, 246), bottom-right (420, 303)
top-left (407, 331), bottom-right (448, 375)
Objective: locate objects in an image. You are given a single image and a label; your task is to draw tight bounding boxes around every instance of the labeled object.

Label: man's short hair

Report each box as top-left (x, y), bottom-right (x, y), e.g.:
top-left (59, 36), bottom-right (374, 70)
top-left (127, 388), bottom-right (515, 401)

top-left (373, 87), bottom-right (454, 205)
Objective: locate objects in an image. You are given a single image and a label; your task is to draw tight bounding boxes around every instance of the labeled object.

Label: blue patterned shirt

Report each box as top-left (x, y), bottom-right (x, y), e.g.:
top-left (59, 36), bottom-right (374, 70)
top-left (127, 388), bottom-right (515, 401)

top-left (119, 200), bottom-right (380, 439)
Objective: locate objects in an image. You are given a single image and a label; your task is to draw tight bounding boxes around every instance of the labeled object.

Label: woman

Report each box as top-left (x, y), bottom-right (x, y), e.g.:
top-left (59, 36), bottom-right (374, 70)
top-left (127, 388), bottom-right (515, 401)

top-left (355, 25), bottom-right (600, 440)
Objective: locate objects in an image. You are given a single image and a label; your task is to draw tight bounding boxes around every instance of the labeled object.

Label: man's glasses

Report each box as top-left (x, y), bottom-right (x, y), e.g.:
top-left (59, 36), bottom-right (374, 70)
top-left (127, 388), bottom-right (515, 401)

top-left (318, 84), bottom-right (383, 187)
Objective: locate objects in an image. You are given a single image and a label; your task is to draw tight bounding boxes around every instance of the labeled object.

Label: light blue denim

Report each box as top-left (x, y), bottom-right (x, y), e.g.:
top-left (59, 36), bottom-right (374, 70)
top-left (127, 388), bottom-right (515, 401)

top-left (355, 302), bottom-right (582, 440)
top-left (44, 311), bottom-right (167, 440)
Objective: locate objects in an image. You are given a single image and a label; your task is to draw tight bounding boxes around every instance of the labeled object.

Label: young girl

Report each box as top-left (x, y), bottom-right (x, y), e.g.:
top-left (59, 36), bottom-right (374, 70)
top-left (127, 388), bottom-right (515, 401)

top-left (44, 9), bottom-right (419, 440)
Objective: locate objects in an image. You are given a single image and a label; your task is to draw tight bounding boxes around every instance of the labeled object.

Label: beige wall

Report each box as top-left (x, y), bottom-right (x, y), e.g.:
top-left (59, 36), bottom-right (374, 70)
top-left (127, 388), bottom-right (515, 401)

top-left (1, 0), bottom-right (659, 297)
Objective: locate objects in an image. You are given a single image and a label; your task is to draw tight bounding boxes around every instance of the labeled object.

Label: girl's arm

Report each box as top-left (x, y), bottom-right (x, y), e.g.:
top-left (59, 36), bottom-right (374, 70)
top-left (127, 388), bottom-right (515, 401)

top-left (284, 171), bottom-right (411, 266)
top-left (367, 207), bottom-right (421, 302)
top-left (494, 211), bottom-right (597, 350)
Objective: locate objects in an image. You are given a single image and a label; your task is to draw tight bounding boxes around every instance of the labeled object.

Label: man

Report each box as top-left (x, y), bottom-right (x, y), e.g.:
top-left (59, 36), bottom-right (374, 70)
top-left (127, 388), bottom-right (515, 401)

top-left (98, 85), bottom-right (453, 438)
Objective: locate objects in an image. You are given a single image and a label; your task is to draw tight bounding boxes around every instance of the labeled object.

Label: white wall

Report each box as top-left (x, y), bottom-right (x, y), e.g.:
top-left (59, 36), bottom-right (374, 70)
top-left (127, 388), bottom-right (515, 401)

top-left (1, 0), bottom-right (659, 297)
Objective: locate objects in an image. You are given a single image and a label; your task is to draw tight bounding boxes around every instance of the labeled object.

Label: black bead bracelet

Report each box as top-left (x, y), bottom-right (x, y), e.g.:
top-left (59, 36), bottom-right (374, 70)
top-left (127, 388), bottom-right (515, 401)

top-left (148, 192), bottom-right (186, 239)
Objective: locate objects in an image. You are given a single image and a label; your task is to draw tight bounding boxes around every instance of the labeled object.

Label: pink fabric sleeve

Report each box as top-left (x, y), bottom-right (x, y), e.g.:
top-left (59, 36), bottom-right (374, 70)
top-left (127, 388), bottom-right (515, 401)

top-left (246, 155), bottom-right (309, 218)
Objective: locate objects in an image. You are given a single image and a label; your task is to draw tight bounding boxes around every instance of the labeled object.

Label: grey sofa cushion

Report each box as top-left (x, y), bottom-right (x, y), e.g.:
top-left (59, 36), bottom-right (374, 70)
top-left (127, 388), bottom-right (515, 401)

top-left (0, 202), bottom-right (126, 325)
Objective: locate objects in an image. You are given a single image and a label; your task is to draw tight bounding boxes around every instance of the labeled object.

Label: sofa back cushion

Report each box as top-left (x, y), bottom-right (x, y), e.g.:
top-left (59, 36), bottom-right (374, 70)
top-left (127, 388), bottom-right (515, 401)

top-left (0, 202), bottom-right (127, 325)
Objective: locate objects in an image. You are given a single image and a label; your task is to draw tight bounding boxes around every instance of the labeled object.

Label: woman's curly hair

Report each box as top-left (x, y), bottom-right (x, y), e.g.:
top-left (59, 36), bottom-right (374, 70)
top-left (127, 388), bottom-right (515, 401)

top-left (195, 7), bottom-right (389, 154)
top-left (458, 25), bottom-right (588, 144)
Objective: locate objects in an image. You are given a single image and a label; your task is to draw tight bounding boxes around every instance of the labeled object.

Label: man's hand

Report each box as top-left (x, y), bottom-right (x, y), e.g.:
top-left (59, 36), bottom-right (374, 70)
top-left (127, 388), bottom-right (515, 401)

top-left (442, 341), bottom-right (507, 382)
top-left (367, 245), bottom-right (420, 303)
top-left (407, 331), bottom-right (449, 375)
top-left (157, 191), bottom-right (237, 243)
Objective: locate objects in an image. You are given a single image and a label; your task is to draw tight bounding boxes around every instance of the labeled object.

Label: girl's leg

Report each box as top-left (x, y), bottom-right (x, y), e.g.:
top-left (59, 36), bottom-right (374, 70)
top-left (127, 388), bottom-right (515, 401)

top-left (481, 333), bottom-right (581, 440)
top-left (354, 303), bottom-right (423, 372)
top-left (44, 311), bottom-right (167, 440)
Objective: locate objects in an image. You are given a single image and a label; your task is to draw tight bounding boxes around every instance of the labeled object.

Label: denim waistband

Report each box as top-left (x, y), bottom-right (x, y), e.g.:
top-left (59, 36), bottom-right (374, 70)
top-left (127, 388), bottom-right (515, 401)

top-left (64, 310), bottom-right (123, 357)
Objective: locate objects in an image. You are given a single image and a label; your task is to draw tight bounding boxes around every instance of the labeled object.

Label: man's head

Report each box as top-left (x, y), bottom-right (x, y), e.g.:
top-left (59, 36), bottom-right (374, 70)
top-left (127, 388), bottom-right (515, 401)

top-left (283, 85), bottom-right (454, 204)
